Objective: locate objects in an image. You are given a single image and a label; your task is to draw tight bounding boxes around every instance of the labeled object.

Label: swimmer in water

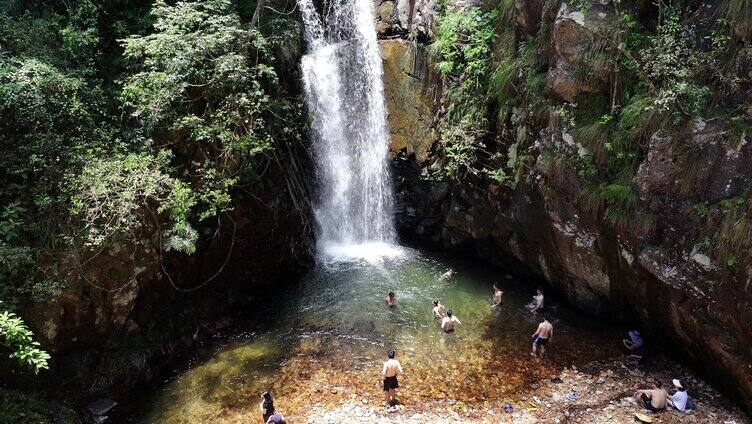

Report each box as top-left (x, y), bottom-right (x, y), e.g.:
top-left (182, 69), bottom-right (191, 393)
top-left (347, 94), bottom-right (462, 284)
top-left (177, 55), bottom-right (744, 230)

top-left (385, 291), bottom-right (396, 307)
top-left (432, 299), bottom-right (446, 319)
top-left (438, 267), bottom-right (456, 281)
top-left (441, 309), bottom-right (461, 332)
top-left (531, 287), bottom-right (544, 313)
top-left (490, 283), bottom-right (503, 309)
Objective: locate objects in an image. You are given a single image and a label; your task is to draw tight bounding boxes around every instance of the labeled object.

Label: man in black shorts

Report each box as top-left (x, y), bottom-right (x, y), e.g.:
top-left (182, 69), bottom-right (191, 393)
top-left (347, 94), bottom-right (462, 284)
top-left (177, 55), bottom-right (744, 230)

top-left (531, 314), bottom-right (553, 357)
top-left (382, 349), bottom-right (403, 406)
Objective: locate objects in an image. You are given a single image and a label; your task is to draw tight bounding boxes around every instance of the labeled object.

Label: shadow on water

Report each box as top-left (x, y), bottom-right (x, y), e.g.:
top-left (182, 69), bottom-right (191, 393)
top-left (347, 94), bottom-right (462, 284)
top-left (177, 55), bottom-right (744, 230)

top-left (116, 246), bottom-right (625, 423)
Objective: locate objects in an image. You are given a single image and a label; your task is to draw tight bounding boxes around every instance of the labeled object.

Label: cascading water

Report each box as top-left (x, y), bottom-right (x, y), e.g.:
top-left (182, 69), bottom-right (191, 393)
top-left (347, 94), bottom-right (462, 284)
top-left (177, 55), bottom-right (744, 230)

top-left (299, 0), bottom-right (400, 260)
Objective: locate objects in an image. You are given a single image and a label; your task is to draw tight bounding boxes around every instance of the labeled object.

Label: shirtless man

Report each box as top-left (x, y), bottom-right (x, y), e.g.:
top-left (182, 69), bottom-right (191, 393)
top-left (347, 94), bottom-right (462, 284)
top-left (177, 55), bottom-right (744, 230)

top-left (531, 314), bottom-right (553, 356)
top-left (490, 283), bottom-right (503, 309)
top-left (439, 267), bottom-right (456, 281)
top-left (441, 309), bottom-right (461, 332)
top-left (385, 291), bottom-right (396, 307)
top-left (432, 299), bottom-right (446, 319)
top-left (633, 381), bottom-right (668, 412)
top-left (531, 287), bottom-right (545, 313)
top-left (382, 350), bottom-right (403, 406)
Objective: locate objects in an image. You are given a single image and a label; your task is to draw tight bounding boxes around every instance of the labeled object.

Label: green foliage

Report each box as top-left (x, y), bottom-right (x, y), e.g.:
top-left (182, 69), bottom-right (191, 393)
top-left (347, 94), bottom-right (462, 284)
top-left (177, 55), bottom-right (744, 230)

top-left (0, 387), bottom-right (77, 423)
top-left (713, 194), bottom-right (752, 273)
top-left (0, 303), bottom-right (50, 374)
top-left (432, 4), bottom-right (498, 179)
top-left (0, 0), bottom-right (302, 356)
top-left (579, 183), bottom-right (654, 237)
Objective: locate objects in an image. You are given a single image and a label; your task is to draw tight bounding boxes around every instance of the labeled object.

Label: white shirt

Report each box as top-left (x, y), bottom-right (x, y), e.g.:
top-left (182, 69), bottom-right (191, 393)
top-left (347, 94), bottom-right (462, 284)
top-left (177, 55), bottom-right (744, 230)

top-left (671, 390), bottom-right (688, 411)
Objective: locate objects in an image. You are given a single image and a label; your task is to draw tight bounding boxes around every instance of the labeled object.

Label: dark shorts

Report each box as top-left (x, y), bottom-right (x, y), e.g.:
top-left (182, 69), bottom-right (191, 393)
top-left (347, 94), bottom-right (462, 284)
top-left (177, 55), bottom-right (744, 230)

top-left (443, 328), bottom-right (455, 333)
top-left (533, 336), bottom-right (548, 346)
top-left (641, 393), bottom-right (663, 412)
top-left (383, 375), bottom-right (399, 391)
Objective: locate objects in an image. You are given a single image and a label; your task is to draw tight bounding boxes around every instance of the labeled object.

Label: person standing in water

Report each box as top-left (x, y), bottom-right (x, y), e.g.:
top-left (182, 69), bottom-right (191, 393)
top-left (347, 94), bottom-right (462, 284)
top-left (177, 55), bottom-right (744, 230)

top-left (490, 283), bottom-right (503, 309)
top-left (531, 287), bottom-right (545, 313)
top-left (531, 314), bottom-right (553, 356)
top-left (432, 299), bottom-right (446, 319)
top-left (385, 291), bottom-right (396, 307)
top-left (260, 391), bottom-right (275, 423)
top-left (382, 349), bottom-right (403, 406)
top-left (441, 309), bottom-right (461, 332)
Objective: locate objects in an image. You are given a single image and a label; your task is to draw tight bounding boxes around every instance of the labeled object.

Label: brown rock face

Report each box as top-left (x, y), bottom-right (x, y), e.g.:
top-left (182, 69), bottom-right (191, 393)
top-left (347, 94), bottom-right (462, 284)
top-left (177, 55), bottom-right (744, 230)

top-left (381, 5), bottom-right (752, 413)
top-left (374, 0), bottom-right (438, 40)
top-left (547, 1), bottom-right (612, 102)
top-left (380, 39), bottom-right (439, 164)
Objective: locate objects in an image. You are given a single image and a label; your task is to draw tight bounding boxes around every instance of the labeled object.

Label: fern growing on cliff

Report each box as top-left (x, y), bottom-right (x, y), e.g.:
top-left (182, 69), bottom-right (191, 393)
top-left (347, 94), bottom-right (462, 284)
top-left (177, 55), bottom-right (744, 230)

top-left (431, 4), bottom-right (498, 180)
top-left (579, 183), bottom-right (654, 238)
top-left (0, 303), bottom-right (49, 374)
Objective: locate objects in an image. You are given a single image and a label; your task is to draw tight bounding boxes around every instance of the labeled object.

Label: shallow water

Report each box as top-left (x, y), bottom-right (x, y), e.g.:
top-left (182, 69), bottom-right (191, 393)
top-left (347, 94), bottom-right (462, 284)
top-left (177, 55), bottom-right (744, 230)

top-left (125, 247), bottom-right (623, 423)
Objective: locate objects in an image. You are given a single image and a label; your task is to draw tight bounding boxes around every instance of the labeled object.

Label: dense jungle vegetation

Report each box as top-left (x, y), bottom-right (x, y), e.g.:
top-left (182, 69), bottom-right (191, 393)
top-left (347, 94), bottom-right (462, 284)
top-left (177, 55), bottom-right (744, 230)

top-left (0, 0), bottom-right (302, 377)
top-left (432, 0), bottom-right (752, 279)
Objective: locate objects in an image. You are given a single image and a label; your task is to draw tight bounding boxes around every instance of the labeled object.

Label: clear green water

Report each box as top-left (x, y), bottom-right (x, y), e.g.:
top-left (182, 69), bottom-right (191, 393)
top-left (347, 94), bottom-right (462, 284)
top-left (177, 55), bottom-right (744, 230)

top-left (126, 247), bottom-right (622, 423)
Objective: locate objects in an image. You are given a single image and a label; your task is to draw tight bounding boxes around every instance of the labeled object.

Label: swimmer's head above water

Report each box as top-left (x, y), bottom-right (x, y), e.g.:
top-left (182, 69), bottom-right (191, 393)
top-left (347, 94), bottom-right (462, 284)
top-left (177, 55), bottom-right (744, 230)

top-left (447, 309), bottom-right (453, 317)
top-left (433, 299), bottom-right (439, 306)
top-left (388, 349), bottom-right (396, 359)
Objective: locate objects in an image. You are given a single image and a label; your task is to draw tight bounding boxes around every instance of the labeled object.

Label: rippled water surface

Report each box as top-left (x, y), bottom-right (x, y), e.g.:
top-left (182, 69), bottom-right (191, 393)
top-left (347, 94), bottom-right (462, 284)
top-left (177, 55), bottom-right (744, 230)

top-left (126, 247), bottom-right (622, 423)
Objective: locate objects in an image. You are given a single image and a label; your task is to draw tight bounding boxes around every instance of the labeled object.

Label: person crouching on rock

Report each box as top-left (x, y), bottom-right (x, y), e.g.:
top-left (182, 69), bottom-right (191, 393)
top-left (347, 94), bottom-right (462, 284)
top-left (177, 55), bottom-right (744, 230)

top-left (382, 349), bottom-right (403, 406)
top-left (265, 411), bottom-right (286, 424)
top-left (668, 379), bottom-right (695, 412)
top-left (634, 380), bottom-right (668, 412)
top-left (623, 329), bottom-right (645, 357)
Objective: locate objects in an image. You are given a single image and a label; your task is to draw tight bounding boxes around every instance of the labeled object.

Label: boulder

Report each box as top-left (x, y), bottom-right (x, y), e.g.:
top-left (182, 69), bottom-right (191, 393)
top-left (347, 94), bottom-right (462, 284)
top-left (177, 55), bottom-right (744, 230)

top-left (547, 1), bottom-right (613, 102)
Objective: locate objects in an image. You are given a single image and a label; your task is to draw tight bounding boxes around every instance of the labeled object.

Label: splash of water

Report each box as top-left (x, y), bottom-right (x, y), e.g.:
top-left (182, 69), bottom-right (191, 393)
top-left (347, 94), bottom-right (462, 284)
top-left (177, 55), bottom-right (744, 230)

top-left (299, 0), bottom-right (398, 261)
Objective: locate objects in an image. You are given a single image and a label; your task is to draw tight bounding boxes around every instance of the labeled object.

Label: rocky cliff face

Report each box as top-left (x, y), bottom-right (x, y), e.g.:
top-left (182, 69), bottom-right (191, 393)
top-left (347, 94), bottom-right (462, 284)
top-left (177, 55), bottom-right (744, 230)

top-left (378, 0), bottom-right (752, 414)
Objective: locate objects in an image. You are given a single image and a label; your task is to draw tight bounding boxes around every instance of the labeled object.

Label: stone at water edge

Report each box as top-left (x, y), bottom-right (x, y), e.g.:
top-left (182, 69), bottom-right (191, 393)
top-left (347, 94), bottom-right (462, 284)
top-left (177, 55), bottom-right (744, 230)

top-left (634, 412), bottom-right (653, 423)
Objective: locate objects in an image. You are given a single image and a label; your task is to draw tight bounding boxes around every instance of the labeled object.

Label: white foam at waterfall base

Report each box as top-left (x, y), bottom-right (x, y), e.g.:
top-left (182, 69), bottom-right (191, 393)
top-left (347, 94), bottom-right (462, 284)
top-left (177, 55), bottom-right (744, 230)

top-left (317, 240), bottom-right (405, 265)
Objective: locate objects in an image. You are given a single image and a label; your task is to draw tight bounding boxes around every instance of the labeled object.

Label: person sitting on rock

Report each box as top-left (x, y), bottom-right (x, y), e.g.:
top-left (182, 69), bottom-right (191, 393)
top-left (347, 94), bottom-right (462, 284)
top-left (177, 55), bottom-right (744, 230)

top-left (634, 381), bottom-right (668, 412)
top-left (668, 379), bottom-right (695, 412)
top-left (385, 291), bottom-right (396, 307)
top-left (623, 330), bottom-right (645, 357)
top-left (432, 299), bottom-right (446, 319)
top-left (260, 391), bottom-right (275, 423)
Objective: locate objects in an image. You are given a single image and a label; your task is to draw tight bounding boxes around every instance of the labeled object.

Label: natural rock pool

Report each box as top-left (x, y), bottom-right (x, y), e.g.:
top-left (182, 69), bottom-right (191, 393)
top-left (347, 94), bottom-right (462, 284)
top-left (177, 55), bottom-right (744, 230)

top-left (122, 246), bottom-right (633, 423)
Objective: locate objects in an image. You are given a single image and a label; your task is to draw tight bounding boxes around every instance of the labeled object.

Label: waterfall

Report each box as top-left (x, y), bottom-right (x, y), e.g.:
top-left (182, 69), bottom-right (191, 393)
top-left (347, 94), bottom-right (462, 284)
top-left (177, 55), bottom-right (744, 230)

top-left (299, 0), bottom-right (400, 260)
